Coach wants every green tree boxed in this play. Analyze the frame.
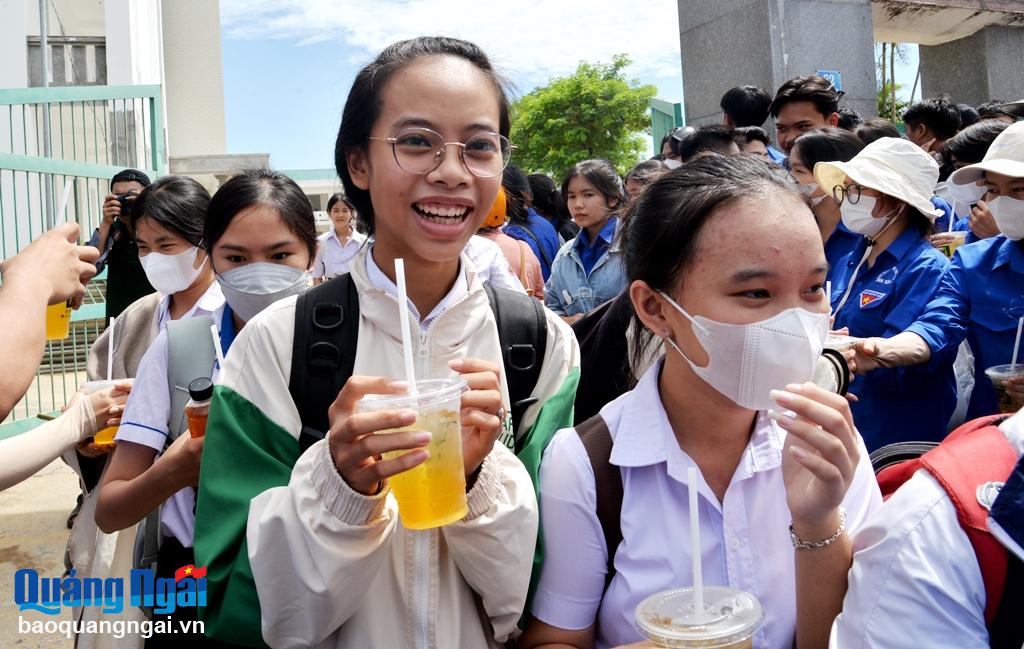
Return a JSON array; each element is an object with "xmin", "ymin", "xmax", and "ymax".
[
  {"xmin": 877, "ymin": 82, "xmax": 910, "ymax": 125},
  {"xmin": 510, "ymin": 55, "xmax": 656, "ymax": 177}
]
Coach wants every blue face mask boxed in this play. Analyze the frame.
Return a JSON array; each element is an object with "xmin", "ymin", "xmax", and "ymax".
[{"xmin": 990, "ymin": 454, "xmax": 1024, "ymax": 562}]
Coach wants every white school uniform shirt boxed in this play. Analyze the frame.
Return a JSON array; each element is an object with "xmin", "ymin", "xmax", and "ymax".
[
  {"xmin": 365, "ymin": 246, "xmax": 468, "ymax": 330},
  {"xmin": 116, "ymin": 282, "xmax": 226, "ymax": 547},
  {"xmin": 830, "ymin": 411, "xmax": 1024, "ymax": 648},
  {"xmin": 531, "ymin": 358, "xmax": 883, "ymax": 649},
  {"xmin": 154, "ymin": 281, "xmax": 224, "ymax": 331},
  {"xmin": 311, "ymin": 229, "xmax": 367, "ymax": 279},
  {"xmin": 463, "ymin": 234, "xmax": 528, "ymax": 294}
]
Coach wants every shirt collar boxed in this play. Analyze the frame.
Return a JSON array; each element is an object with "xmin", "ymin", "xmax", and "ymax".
[
  {"xmin": 993, "ymin": 237, "xmax": 1024, "ymax": 274},
  {"xmin": 609, "ymin": 358, "xmax": 785, "ymax": 480},
  {"xmin": 155, "ymin": 280, "xmax": 224, "ymax": 330},
  {"xmin": 327, "ymin": 228, "xmax": 366, "ymax": 248},
  {"xmin": 364, "ymin": 245, "xmax": 468, "ymax": 329},
  {"xmin": 575, "ymin": 217, "xmax": 618, "ymax": 251},
  {"xmin": 876, "ymin": 224, "xmax": 920, "ymax": 263}
]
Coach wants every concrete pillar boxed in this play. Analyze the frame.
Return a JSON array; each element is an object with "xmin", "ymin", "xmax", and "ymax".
[
  {"xmin": 679, "ymin": 0, "xmax": 878, "ymax": 128},
  {"xmin": 920, "ymin": 25, "xmax": 1024, "ymax": 105}
]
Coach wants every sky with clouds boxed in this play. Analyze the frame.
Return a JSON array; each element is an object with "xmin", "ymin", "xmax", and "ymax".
[
  {"xmin": 218, "ymin": 1, "xmax": 918, "ymax": 170},
  {"xmin": 218, "ymin": 0, "xmax": 686, "ymax": 170}
]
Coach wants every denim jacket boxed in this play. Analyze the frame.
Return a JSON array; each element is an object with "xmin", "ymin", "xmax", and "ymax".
[{"xmin": 544, "ymin": 237, "xmax": 627, "ymax": 317}]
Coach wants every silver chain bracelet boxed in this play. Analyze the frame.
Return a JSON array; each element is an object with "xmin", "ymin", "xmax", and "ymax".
[{"xmin": 789, "ymin": 507, "xmax": 847, "ymax": 550}]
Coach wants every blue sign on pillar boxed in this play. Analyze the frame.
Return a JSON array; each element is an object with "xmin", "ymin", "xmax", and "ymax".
[{"xmin": 816, "ymin": 70, "xmax": 842, "ymax": 92}]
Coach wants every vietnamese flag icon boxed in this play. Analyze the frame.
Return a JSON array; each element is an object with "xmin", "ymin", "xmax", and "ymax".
[{"xmin": 174, "ymin": 564, "xmax": 208, "ymax": 582}]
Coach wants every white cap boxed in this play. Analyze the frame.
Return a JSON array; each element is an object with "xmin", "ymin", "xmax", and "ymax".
[
  {"xmin": 949, "ymin": 121, "xmax": 1024, "ymax": 186},
  {"xmin": 814, "ymin": 137, "xmax": 943, "ymax": 220}
]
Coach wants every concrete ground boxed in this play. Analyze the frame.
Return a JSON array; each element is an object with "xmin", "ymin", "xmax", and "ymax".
[{"xmin": 0, "ymin": 459, "xmax": 80, "ymax": 648}]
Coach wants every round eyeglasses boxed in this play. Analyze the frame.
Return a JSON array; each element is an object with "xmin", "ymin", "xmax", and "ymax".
[
  {"xmin": 368, "ymin": 127, "xmax": 514, "ymax": 179},
  {"xmin": 832, "ymin": 183, "xmax": 863, "ymax": 205}
]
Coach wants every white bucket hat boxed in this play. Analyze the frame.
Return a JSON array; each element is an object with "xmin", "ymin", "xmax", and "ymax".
[
  {"xmin": 814, "ymin": 137, "xmax": 943, "ymax": 220},
  {"xmin": 948, "ymin": 121, "xmax": 1024, "ymax": 187}
]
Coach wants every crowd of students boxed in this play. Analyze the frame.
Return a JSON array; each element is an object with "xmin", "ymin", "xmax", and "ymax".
[{"xmin": 1, "ymin": 34, "xmax": 1023, "ymax": 649}]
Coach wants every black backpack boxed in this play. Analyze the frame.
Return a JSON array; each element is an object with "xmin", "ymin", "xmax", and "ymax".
[{"xmin": 287, "ymin": 274, "xmax": 547, "ymax": 452}]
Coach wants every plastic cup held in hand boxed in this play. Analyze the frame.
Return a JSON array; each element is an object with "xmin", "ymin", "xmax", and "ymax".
[
  {"xmin": 634, "ymin": 586, "xmax": 764, "ymax": 648},
  {"xmin": 357, "ymin": 378, "xmax": 468, "ymax": 530}
]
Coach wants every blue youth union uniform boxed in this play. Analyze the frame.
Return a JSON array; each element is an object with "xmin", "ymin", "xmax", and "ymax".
[
  {"xmin": 825, "ymin": 221, "xmax": 860, "ymax": 274},
  {"xmin": 907, "ymin": 235, "xmax": 1024, "ymax": 420},
  {"xmin": 830, "ymin": 228, "xmax": 955, "ymax": 451}
]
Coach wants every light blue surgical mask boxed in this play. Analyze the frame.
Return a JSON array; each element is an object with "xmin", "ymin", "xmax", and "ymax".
[{"xmin": 217, "ymin": 262, "xmax": 309, "ymax": 322}]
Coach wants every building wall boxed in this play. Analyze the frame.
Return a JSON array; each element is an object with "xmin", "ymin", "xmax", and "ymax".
[
  {"xmin": 679, "ymin": 0, "xmax": 878, "ymax": 134},
  {"xmin": 921, "ymin": 25, "xmax": 1024, "ymax": 106},
  {"xmin": 160, "ymin": 0, "xmax": 226, "ymax": 156},
  {"xmin": 104, "ymin": 0, "xmax": 162, "ymax": 85}
]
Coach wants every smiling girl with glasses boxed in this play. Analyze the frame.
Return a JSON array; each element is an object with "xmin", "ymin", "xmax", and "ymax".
[{"xmin": 193, "ymin": 36, "xmax": 580, "ymax": 648}]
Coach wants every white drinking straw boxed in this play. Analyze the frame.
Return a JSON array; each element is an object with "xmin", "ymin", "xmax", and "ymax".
[
  {"xmin": 688, "ymin": 466, "xmax": 705, "ymax": 616},
  {"xmin": 57, "ymin": 179, "xmax": 73, "ymax": 223},
  {"xmin": 210, "ymin": 324, "xmax": 225, "ymax": 370},
  {"xmin": 394, "ymin": 259, "xmax": 418, "ymax": 394},
  {"xmin": 1012, "ymin": 316, "xmax": 1023, "ymax": 368},
  {"xmin": 106, "ymin": 318, "xmax": 115, "ymax": 380}
]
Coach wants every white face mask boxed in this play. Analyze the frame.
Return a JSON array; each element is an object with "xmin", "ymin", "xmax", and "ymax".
[
  {"xmin": 217, "ymin": 262, "xmax": 310, "ymax": 322},
  {"xmin": 990, "ymin": 196, "xmax": 1024, "ymax": 241},
  {"xmin": 840, "ymin": 195, "xmax": 899, "ymax": 239},
  {"xmin": 658, "ymin": 291, "xmax": 829, "ymax": 410},
  {"xmin": 139, "ymin": 247, "xmax": 205, "ymax": 295},
  {"xmin": 947, "ymin": 180, "xmax": 987, "ymax": 206},
  {"xmin": 801, "ymin": 183, "xmax": 827, "ymax": 208},
  {"xmin": 663, "ymin": 158, "xmax": 683, "ymax": 170}
]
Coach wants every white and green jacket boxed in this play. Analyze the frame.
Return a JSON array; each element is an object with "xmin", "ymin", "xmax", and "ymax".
[{"xmin": 194, "ymin": 249, "xmax": 579, "ymax": 648}]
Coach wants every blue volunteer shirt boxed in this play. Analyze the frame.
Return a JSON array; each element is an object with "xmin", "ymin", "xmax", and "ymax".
[
  {"xmin": 575, "ymin": 217, "xmax": 617, "ymax": 275},
  {"xmin": 830, "ymin": 227, "xmax": 955, "ymax": 451},
  {"xmin": 907, "ymin": 236, "xmax": 1024, "ymax": 420},
  {"xmin": 825, "ymin": 221, "xmax": 860, "ymax": 274},
  {"xmin": 767, "ymin": 145, "xmax": 786, "ymax": 166},
  {"xmin": 504, "ymin": 207, "xmax": 561, "ymax": 281},
  {"xmin": 932, "ymin": 195, "xmax": 955, "ymax": 234}
]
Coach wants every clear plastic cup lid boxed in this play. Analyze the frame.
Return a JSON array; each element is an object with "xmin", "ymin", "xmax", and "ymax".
[
  {"xmin": 356, "ymin": 377, "xmax": 467, "ymax": 412},
  {"xmin": 986, "ymin": 364, "xmax": 1024, "ymax": 380},
  {"xmin": 635, "ymin": 587, "xmax": 763, "ymax": 647},
  {"xmin": 824, "ymin": 334, "xmax": 858, "ymax": 351}
]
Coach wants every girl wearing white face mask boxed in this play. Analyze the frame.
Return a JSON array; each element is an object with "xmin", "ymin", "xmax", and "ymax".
[
  {"xmin": 96, "ymin": 169, "xmax": 316, "ymax": 646},
  {"xmin": 522, "ymin": 155, "xmax": 881, "ymax": 649},
  {"xmin": 812, "ymin": 137, "xmax": 956, "ymax": 452},
  {"xmin": 788, "ymin": 128, "xmax": 865, "ymax": 270}
]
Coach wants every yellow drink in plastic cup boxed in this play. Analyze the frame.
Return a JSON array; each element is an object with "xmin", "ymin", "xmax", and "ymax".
[
  {"xmin": 939, "ymin": 231, "xmax": 968, "ymax": 259},
  {"xmin": 985, "ymin": 364, "xmax": 1024, "ymax": 414},
  {"xmin": 46, "ymin": 299, "xmax": 72, "ymax": 341},
  {"xmin": 357, "ymin": 378, "xmax": 468, "ymax": 530},
  {"xmin": 635, "ymin": 586, "xmax": 764, "ymax": 648},
  {"xmin": 80, "ymin": 379, "xmax": 120, "ymax": 448}
]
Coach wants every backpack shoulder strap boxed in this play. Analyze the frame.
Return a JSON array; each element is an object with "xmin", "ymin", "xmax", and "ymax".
[
  {"xmin": 166, "ymin": 315, "xmax": 217, "ymax": 442},
  {"xmin": 289, "ymin": 274, "xmax": 360, "ymax": 453},
  {"xmin": 482, "ymin": 282, "xmax": 547, "ymax": 446},
  {"xmin": 575, "ymin": 414, "xmax": 622, "ymax": 591},
  {"xmin": 920, "ymin": 415, "xmax": 1016, "ymax": 624}
]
